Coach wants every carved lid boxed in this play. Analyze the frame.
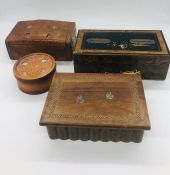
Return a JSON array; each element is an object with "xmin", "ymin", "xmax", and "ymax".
[
  {"xmin": 40, "ymin": 73, "xmax": 150, "ymax": 130},
  {"xmin": 6, "ymin": 20, "xmax": 76, "ymax": 45},
  {"xmin": 13, "ymin": 53, "xmax": 56, "ymax": 80}
]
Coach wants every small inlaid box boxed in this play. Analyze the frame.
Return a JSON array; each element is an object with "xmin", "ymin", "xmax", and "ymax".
[{"xmin": 13, "ymin": 53, "xmax": 56, "ymax": 94}]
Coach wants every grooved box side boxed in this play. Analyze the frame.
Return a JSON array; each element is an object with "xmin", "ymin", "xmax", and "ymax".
[{"xmin": 47, "ymin": 126, "xmax": 144, "ymax": 143}]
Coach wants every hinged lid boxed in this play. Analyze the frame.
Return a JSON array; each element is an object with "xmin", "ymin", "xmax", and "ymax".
[
  {"xmin": 40, "ymin": 73, "xmax": 150, "ymax": 130},
  {"xmin": 74, "ymin": 30, "xmax": 170, "ymax": 55},
  {"xmin": 6, "ymin": 20, "xmax": 76, "ymax": 45}
]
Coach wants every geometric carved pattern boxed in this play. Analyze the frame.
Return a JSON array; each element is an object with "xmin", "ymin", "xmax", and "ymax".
[
  {"xmin": 40, "ymin": 73, "xmax": 150, "ymax": 131},
  {"xmin": 43, "ymin": 74, "xmax": 142, "ymax": 121}
]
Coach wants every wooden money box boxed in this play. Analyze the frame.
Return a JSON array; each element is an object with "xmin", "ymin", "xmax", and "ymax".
[{"xmin": 6, "ymin": 20, "xmax": 76, "ymax": 61}]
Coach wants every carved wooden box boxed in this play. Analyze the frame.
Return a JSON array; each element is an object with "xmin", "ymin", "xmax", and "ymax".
[
  {"xmin": 39, "ymin": 73, "xmax": 150, "ymax": 143},
  {"xmin": 5, "ymin": 20, "xmax": 76, "ymax": 61},
  {"xmin": 13, "ymin": 53, "xmax": 56, "ymax": 94},
  {"xmin": 74, "ymin": 30, "xmax": 170, "ymax": 80}
]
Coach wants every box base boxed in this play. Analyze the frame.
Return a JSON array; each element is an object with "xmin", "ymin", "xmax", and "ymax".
[{"xmin": 47, "ymin": 126, "xmax": 144, "ymax": 143}]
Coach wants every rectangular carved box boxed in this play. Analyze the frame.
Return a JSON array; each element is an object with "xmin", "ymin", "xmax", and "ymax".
[
  {"xmin": 74, "ymin": 30, "xmax": 170, "ymax": 80},
  {"xmin": 39, "ymin": 73, "xmax": 150, "ymax": 143},
  {"xmin": 5, "ymin": 20, "xmax": 76, "ymax": 61}
]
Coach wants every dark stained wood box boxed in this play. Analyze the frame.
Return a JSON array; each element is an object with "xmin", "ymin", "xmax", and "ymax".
[
  {"xmin": 39, "ymin": 73, "xmax": 150, "ymax": 143},
  {"xmin": 73, "ymin": 30, "xmax": 170, "ymax": 80},
  {"xmin": 5, "ymin": 20, "xmax": 76, "ymax": 61}
]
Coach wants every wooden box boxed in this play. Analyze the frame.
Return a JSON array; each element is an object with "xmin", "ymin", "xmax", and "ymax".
[
  {"xmin": 5, "ymin": 20, "xmax": 76, "ymax": 61},
  {"xmin": 13, "ymin": 53, "xmax": 56, "ymax": 94},
  {"xmin": 74, "ymin": 30, "xmax": 170, "ymax": 80},
  {"xmin": 39, "ymin": 73, "xmax": 150, "ymax": 143}
]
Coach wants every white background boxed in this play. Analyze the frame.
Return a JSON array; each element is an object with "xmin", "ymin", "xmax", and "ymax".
[{"xmin": 0, "ymin": 0, "xmax": 170, "ymax": 174}]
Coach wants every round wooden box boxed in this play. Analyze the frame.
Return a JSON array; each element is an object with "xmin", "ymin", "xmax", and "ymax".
[{"xmin": 13, "ymin": 53, "xmax": 56, "ymax": 94}]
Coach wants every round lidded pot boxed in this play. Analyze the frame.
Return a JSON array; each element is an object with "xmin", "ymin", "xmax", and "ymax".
[{"xmin": 13, "ymin": 53, "xmax": 56, "ymax": 94}]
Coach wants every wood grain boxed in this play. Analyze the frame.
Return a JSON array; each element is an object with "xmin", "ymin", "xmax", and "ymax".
[
  {"xmin": 5, "ymin": 20, "xmax": 76, "ymax": 61},
  {"xmin": 13, "ymin": 53, "xmax": 56, "ymax": 94},
  {"xmin": 40, "ymin": 73, "xmax": 150, "ymax": 142},
  {"xmin": 73, "ymin": 30, "xmax": 170, "ymax": 80}
]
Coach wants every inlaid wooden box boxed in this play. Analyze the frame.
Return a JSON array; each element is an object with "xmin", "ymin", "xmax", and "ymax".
[
  {"xmin": 39, "ymin": 73, "xmax": 150, "ymax": 143},
  {"xmin": 5, "ymin": 20, "xmax": 76, "ymax": 61},
  {"xmin": 73, "ymin": 30, "xmax": 170, "ymax": 80},
  {"xmin": 13, "ymin": 53, "xmax": 56, "ymax": 94}
]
